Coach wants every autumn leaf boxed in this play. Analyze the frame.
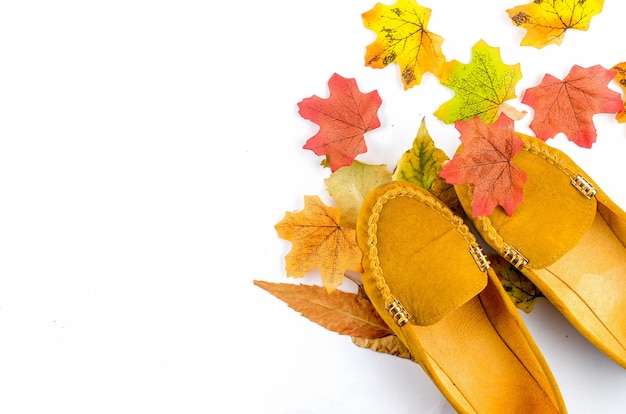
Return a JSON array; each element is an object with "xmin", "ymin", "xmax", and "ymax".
[
  {"xmin": 613, "ymin": 62, "xmax": 626, "ymax": 123},
  {"xmin": 298, "ymin": 73, "xmax": 382, "ymax": 172},
  {"xmin": 507, "ymin": 0, "xmax": 604, "ymax": 48},
  {"xmin": 325, "ymin": 161, "xmax": 392, "ymax": 229},
  {"xmin": 522, "ymin": 64, "xmax": 622, "ymax": 147},
  {"xmin": 254, "ymin": 280, "xmax": 392, "ymax": 339},
  {"xmin": 490, "ymin": 257, "xmax": 543, "ymax": 313},
  {"xmin": 362, "ymin": 0, "xmax": 446, "ymax": 89},
  {"xmin": 275, "ymin": 195, "xmax": 363, "ymax": 292},
  {"xmin": 434, "ymin": 40, "xmax": 523, "ymax": 125},
  {"xmin": 440, "ymin": 114, "xmax": 527, "ymax": 217},
  {"xmin": 429, "ymin": 175, "xmax": 463, "ymax": 217},
  {"xmin": 392, "ymin": 118, "xmax": 448, "ymax": 190},
  {"xmin": 352, "ymin": 335, "xmax": 413, "ymax": 360}
]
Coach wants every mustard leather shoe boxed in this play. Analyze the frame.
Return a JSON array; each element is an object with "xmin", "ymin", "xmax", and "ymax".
[
  {"xmin": 453, "ymin": 133, "xmax": 626, "ymax": 369},
  {"xmin": 357, "ymin": 181, "xmax": 567, "ymax": 414}
]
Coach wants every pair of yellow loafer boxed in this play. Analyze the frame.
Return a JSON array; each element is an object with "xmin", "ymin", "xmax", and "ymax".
[{"xmin": 356, "ymin": 133, "xmax": 626, "ymax": 413}]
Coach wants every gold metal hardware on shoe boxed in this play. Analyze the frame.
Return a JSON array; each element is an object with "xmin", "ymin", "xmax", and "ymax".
[
  {"xmin": 469, "ymin": 245, "xmax": 491, "ymax": 272},
  {"xmin": 502, "ymin": 244, "xmax": 528, "ymax": 270},
  {"xmin": 386, "ymin": 298, "xmax": 411, "ymax": 327},
  {"xmin": 571, "ymin": 175, "xmax": 597, "ymax": 199}
]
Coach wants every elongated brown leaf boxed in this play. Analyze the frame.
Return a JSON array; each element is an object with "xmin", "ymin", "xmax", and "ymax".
[
  {"xmin": 352, "ymin": 335, "xmax": 413, "ymax": 361},
  {"xmin": 254, "ymin": 280, "xmax": 392, "ymax": 339}
]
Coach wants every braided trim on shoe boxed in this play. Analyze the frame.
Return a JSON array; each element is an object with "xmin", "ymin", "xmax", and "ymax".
[
  {"xmin": 522, "ymin": 139, "xmax": 577, "ymax": 178},
  {"xmin": 522, "ymin": 137, "xmax": 597, "ymax": 198},
  {"xmin": 366, "ymin": 186, "xmax": 487, "ymax": 325}
]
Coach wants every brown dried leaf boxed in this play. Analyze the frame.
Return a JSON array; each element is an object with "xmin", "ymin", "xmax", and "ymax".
[
  {"xmin": 490, "ymin": 256, "xmax": 543, "ymax": 313},
  {"xmin": 429, "ymin": 175, "xmax": 463, "ymax": 217},
  {"xmin": 352, "ymin": 335, "xmax": 413, "ymax": 361},
  {"xmin": 254, "ymin": 280, "xmax": 393, "ymax": 339}
]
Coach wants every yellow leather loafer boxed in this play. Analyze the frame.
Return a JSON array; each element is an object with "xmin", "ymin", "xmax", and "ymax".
[
  {"xmin": 453, "ymin": 133, "xmax": 626, "ymax": 369},
  {"xmin": 357, "ymin": 181, "xmax": 567, "ymax": 414}
]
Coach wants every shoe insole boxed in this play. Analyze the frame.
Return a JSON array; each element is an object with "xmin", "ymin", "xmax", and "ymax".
[
  {"xmin": 408, "ymin": 278, "xmax": 561, "ymax": 413},
  {"xmin": 534, "ymin": 212, "xmax": 626, "ymax": 364}
]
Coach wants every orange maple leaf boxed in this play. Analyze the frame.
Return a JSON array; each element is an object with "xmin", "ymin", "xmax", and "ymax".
[
  {"xmin": 507, "ymin": 0, "xmax": 604, "ymax": 48},
  {"xmin": 362, "ymin": 0, "xmax": 445, "ymax": 89},
  {"xmin": 613, "ymin": 62, "xmax": 626, "ymax": 123},
  {"xmin": 275, "ymin": 196, "xmax": 363, "ymax": 292},
  {"xmin": 440, "ymin": 114, "xmax": 527, "ymax": 217},
  {"xmin": 298, "ymin": 73, "xmax": 382, "ymax": 172},
  {"xmin": 522, "ymin": 64, "xmax": 623, "ymax": 147}
]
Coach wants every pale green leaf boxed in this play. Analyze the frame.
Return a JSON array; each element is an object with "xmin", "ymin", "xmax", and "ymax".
[{"xmin": 325, "ymin": 161, "xmax": 392, "ymax": 228}]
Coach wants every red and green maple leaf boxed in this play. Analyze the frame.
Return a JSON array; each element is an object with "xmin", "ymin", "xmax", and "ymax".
[
  {"xmin": 440, "ymin": 114, "xmax": 527, "ymax": 217},
  {"xmin": 298, "ymin": 73, "xmax": 382, "ymax": 172},
  {"xmin": 522, "ymin": 64, "xmax": 623, "ymax": 147},
  {"xmin": 434, "ymin": 40, "xmax": 523, "ymax": 125},
  {"xmin": 362, "ymin": 0, "xmax": 446, "ymax": 89}
]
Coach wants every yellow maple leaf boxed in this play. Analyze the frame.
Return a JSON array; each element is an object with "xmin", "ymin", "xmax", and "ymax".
[
  {"xmin": 362, "ymin": 0, "xmax": 445, "ymax": 89},
  {"xmin": 613, "ymin": 62, "xmax": 626, "ymax": 123},
  {"xmin": 275, "ymin": 196, "xmax": 363, "ymax": 292},
  {"xmin": 507, "ymin": 0, "xmax": 604, "ymax": 48}
]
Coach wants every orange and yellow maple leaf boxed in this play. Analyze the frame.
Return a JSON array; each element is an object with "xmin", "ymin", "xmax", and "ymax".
[
  {"xmin": 275, "ymin": 196, "xmax": 363, "ymax": 292},
  {"xmin": 613, "ymin": 62, "xmax": 626, "ymax": 123},
  {"xmin": 440, "ymin": 114, "xmax": 527, "ymax": 217},
  {"xmin": 507, "ymin": 0, "xmax": 604, "ymax": 48},
  {"xmin": 362, "ymin": 0, "xmax": 446, "ymax": 89}
]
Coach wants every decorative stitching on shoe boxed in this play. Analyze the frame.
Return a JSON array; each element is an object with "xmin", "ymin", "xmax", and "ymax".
[
  {"xmin": 521, "ymin": 137, "xmax": 589, "ymax": 186},
  {"xmin": 366, "ymin": 185, "xmax": 488, "ymax": 326}
]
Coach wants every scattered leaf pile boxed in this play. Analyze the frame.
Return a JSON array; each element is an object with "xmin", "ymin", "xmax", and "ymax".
[{"xmin": 256, "ymin": 0, "xmax": 624, "ymax": 362}]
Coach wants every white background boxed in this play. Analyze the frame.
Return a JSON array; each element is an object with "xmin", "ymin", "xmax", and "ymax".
[{"xmin": 0, "ymin": 1, "xmax": 625, "ymax": 413}]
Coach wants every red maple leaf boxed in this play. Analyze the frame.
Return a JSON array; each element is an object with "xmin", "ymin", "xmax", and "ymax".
[
  {"xmin": 522, "ymin": 65, "xmax": 623, "ymax": 148},
  {"xmin": 298, "ymin": 73, "xmax": 382, "ymax": 171},
  {"xmin": 440, "ymin": 114, "xmax": 527, "ymax": 217}
]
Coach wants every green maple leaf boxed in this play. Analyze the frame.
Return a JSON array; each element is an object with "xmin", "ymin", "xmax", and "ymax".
[
  {"xmin": 392, "ymin": 118, "xmax": 448, "ymax": 190},
  {"xmin": 325, "ymin": 161, "xmax": 392, "ymax": 229},
  {"xmin": 434, "ymin": 40, "xmax": 523, "ymax": 124}
]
